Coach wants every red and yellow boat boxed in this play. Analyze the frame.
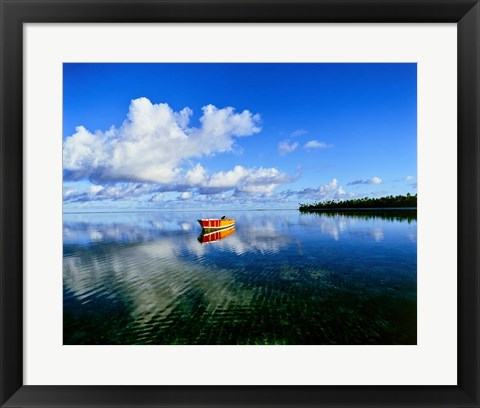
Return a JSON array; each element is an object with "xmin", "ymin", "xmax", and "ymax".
[
  {"xmin": 197, "ymin": 217, "xmax": 235, "ymax": 231},
  {"xmin": 198, "ymin": 226, "xmax": 235, "ymax": 244}
]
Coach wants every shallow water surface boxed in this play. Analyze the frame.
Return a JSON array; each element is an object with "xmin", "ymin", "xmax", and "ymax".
[{"xmin": 63, "ymin": 209, "xmax": 417, "ymax": 345}]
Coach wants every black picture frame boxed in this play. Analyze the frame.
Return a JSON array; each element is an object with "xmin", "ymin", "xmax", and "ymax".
[{"xmin": 1, "ymin": 1, "xmax": 479, "ymax": 407}]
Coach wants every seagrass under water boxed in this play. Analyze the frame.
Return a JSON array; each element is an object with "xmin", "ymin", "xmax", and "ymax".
[{"xmin": 63, "ymin": 209, "xmax": 417, "ymax": 345}]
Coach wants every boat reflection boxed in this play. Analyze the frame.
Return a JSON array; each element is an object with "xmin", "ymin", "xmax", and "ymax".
[{"xmin": 198, "ymin": 226, "xmax": 236, "ymax": 244}]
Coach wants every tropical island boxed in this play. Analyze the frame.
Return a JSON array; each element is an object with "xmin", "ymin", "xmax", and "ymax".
[{"xmin": 299, "ymin": 193, "xmax": 417, "ymax": 211}]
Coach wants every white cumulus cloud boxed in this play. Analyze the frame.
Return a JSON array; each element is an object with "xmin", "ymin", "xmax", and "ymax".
[
  {"xmin": 283, "ymin": 178, "xmax": 350, "ymax": 202},
  {"xmin": 347, "ymin": 176, "xmax": 383, "ymax": 186},
  {"xmin": 291, "ymin": 129, "xmax": 308, "ymax": 137},
  {"xmin": 304, "ymin": 140, "xmax": 333, "ymax": 150},
  {"xmin": 321, "ymin": 178, "xmax": 338, "ymax": 193},
  {"xmin": 63, "ymin": 98, "xmax": 261, "ymax": 184},
  {"xmin": 63, "ymin": 182, "xmax": 160, "ymax": 203},
  {"xmin": 278, "ymin": 141, "xmax": 299, "ymax": 156},
  {"xmin": 185, "ymin": 163, "xmax": 208, "ymax": 186},
  {"xmin": 370, "ymin": 176, "xmax": 383, "ymax": 185},
  {"xmin": 197, "ymin": 165, "xmax": 292, "ymax": 196}
]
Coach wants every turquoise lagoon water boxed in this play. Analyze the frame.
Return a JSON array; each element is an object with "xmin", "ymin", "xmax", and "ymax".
[{"xmin": 63, "ymin": 209, "xmax": 417, "ymax": 345}]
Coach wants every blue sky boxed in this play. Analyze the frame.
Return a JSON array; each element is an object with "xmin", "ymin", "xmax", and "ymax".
[{"xmin": 63, "ymin": 63, "xmax": 416, "ymax": 211}]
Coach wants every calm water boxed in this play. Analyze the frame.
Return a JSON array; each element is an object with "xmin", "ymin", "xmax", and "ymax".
[{"xmin": 63, "ymin": 209, "xmax": 417, "ymax": 345}]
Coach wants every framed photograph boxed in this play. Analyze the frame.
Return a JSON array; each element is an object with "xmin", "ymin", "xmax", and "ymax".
[{"xmin": 1, "ymin": 0, "xmax": 479, "ymax": 407}]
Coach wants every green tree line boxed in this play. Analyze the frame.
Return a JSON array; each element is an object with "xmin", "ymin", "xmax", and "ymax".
[{"xmin": 299, "ymin": 193, "xmax": 417, "ymax": 211}]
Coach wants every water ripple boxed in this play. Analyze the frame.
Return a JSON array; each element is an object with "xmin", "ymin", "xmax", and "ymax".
[{"xmin": 64, "ymin": 210, "xmax": 417, "ymax": 345}]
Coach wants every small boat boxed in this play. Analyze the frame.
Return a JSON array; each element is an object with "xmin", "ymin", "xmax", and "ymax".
[
  {"xmin": 197, "ymin": 217, "xmax": 235, "ymax": 231},
  {"xmin": 198, "ymin": 226, "xmax": 235, "ymax": 244}
]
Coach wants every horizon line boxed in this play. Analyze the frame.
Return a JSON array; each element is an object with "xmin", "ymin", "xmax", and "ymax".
[{"xmin": 63, "ymin": 208, "xmax": 300, "ymax": 214}]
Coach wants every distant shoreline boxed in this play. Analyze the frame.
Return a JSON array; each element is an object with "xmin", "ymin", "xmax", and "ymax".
[
  {"xmin": 299, "ymin": 207, "xmax": 416, "ymax": 212},
  {"xmin": 299, "ymin": 193, "xmax": 417, "ymax": 211}
]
